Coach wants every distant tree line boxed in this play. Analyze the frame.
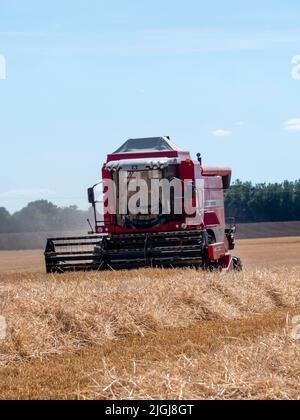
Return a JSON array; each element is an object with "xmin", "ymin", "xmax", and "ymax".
[
  {"xmin": 0, "ymin": 181, "xmax": 299, "ymax": 233},
  {"xmin": 225, "ymin": 180, "xmax": 300, "ymax": 223},
  {"xmin": 0, "ymin": 201, "xmax": 89, "ymax": 234}
]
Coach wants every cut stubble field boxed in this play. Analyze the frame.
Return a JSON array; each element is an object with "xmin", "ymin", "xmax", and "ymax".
[{"xmin": 0, "ymin": 237, "xmax": 300, "ymax": 400}]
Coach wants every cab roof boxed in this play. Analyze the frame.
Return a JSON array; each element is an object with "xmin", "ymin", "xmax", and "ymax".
[{"xmin": 114, "ymin": 137, "xmax": 184, "ymax": 154}]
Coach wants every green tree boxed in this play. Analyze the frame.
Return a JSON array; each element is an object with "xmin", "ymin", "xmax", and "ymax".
[
  {"xmin": 0, "ymin": 207, "xmax": 12, "ymax": 233},
  {"xmin": 225, "ymin": 180, "xmax": 300, "ymax": 223}
]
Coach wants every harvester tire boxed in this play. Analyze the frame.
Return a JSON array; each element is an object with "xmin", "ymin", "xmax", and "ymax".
[{"xmin": 233, "ymin": 257, "xmax": 243, "ymax": 271}]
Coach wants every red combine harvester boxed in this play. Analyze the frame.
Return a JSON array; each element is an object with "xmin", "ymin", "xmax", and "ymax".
[{"xmin": 45, "ymin": 137, "xmax": 242, "ymax": 273}]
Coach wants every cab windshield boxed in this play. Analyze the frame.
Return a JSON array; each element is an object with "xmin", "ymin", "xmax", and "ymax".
[{"xmin": 112, "ymin": 166, "xmax": 181, "ymax": 229}]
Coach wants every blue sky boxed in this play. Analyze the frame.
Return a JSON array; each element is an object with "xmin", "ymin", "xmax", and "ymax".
[{"xmin": 0, "ymin": 0, "xmax": 299, "ymax": 212}]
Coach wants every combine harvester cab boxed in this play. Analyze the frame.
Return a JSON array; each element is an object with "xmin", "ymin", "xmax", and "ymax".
[{"xmin": 45, "ymin": 137, "xmax": 242, "ymax": 273}]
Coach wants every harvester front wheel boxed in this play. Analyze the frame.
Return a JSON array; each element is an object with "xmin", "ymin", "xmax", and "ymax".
[{"xmin": 233, "ymin": 257, "xmax": 243, "ymax": 271}]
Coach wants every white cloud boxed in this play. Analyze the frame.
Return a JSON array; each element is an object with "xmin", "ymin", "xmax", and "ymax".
[
  {"xmin": 0, "ymin": 189, "xmax": 56, "ymax": 199},
  {"xmin": 291, "ymin": 55, "xmax": 300, "ymax": 81},
  {"xmin": 2, "ymin": 29, "xmax": 300, "ymax": 57},
  {"xmin": 284, "ymin": 118, "xmax": 300, "ymax": 131},
  {"xmin": 211, "ymin": 129, "xmax": 231, "ymax": 137}
]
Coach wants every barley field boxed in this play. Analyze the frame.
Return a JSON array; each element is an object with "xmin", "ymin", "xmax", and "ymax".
[{"xmin": 0, "ymin": 237, "xmax": 300, "ymax": 400}]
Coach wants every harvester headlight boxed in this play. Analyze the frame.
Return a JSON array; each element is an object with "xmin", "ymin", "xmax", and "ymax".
[{"xmin": 181, "ymin": 223, "xmax": 187, "ymax": 230}]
